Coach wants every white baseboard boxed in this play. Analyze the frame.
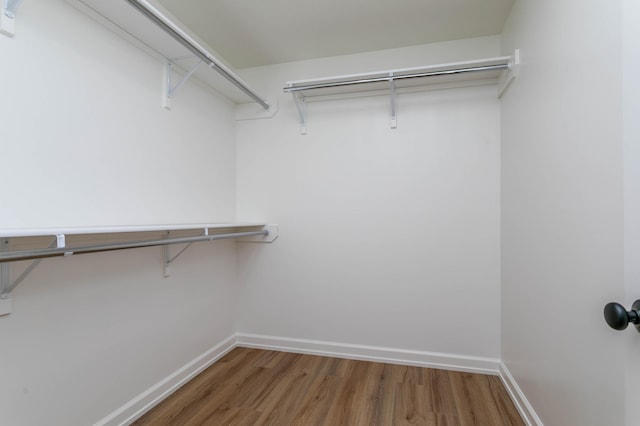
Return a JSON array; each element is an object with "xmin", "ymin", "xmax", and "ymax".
[
  {"xmin": 236, "ymin": 332, "xmax": 500, "ymax": 375},
  {"xmin": 498, "ymin": 362, "xmax": 543, "ymax": 426},
  {"xmin": 94, "ymin": 334, "xmax": 238, "ymax": 426}
]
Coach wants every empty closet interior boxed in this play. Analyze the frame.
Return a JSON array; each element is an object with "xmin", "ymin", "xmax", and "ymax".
[{"xmin": 0, "ymin": 1, "xmax": 632, "ymax": 425}]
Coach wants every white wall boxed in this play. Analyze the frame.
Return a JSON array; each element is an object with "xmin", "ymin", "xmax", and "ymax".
[
  {"xmin": 0, "ymin": 1, "xmax": 237, "ymax": 229},
  {"xmin": 236, "ymin": 37, "xmax": 503, "ymax": 360},
  {"xmin": 500, "ymin": 1, "xmax": 625, "ymax": 424},
  {"xmin": 0, "ymin": 1, "xmax": 241, "ymax": 425}
]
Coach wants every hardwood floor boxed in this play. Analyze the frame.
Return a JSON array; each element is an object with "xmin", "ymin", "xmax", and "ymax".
[{"xmin": 133, "ymin": 348, "xmax": 524, "ymax": 426}]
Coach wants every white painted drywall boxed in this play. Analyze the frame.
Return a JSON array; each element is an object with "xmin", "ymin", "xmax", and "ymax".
[
  {"xmin": 500, "ymin": 0, "xmax": 625, "ymax": 424},
  {"xmin": 0, "ymin": 1, "xmax": 237, "ymax": 230},
  {"xmin": 235, "ymin": 37, "xmax": 502, "ymax": 359},
  {"xmin": 0, "ymin": 1, "xmax": 240, "ymax": 425}
]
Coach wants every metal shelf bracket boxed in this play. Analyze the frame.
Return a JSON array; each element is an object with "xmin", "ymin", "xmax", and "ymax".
[
  {"xmin": 1, "ymin": 239, "xmax": 10, "ymax": 297},
  {"xmin": 0, "ymin": 239, "xmax": 9, "ymax": 315},
  {"xmin": 292, "ymin": 92, "xmax": 307, "ymax": 135},
  {"xmin": 163, "ymin": 228, "xmax": 208, "ymax": 277},
  {"xmin": 1, "ymin": 237, "xmax": 57, "ymax": 315},
  {"xmin": 162, "ymin": 56, "xmax": 203, "ymax": 110},
  {"xmin": 389, "ymin": 72, "xmax": 397, "ymax": 129},
  {"xmin": 498, "ymin": 49, "xmax": 520, "ymax": 98}
]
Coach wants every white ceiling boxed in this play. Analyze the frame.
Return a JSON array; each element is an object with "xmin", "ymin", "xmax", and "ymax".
[{"xmin": 155, "ymin": 0, "xmax": 515, "ymax": 69}]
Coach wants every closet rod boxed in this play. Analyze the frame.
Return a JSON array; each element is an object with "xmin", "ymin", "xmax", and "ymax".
[
  {"xmin": 284, "ymin": 64, "xmax": 509, "ymax": 93},
  {"xmin": 125, "ymin": 0, "xmax": 270, "ymax": 110},
  {"xmin": 0, "ymin": 230, "xmax": 268, "ymax": 263}
]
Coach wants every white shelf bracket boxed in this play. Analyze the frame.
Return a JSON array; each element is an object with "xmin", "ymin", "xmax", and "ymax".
[
  {"xmin": 292, "ymin": 92, "xmax": 307, "ymax": 135},
  {"xmin": 162, "ymin": 56, "xmax": 203, "ymax": 110},
  {"xmin": 0, "ymin": 239, "xmax": 10, "ymax": 315},
  {"xmin": 1, "ymin": 0, "xmax": 23, "ymax": 37},
  {"xmin": 163, "ymin": 232, "xmax": 172, "ymax": 277},
  {"xmin": 163, "ymin": 228, "xmax": 208, "ymax": 277},
  {"xmin": 1, "ymin": 239, "xmax": 10, "ymax": 298},
  {"xmin": 1, "ymin": 237, "xmax": 57, "ymax": 315},
  {"xmin": 498, "ymin": 49, "xmax": 520, "ymax": 98},
  {"xmin": 389, "ymin": 72, "xmax": 398, "ymax": 129}
]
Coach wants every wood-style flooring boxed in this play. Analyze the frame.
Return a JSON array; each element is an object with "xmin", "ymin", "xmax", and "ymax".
[{"xmin": 133, "ymin": 348, "xmax": 524, "ymax": 425}]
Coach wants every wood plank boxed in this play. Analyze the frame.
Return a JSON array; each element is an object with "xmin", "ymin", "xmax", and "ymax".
[
  {"xmin": 321, "ymin": 360, "xmax": 365, "ymax": 424},
  {"xmin": 252, "ymin": 354, "xmax": 325, "ymax": 425},
  {"xmin": 427, "ymin": 368, "xmax": 458, "ymax": 416},
  {"xmin": 448, "ymin": 370, "xmax": 524, "ymax": 426},
  {"xmin": 372, "ymin": 363, "xmax": 399, "ymax": 425},
  {"xmin": 289, "ymin": 375, "xmax": 344, "ymax": 426},
  {"xmin": 393, "ymin": 383, "xmax": 434, "ymax": 424}
]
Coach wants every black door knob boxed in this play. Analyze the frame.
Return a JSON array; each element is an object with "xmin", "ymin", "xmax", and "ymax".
[{"xmin": 604, "ymin": 300, "xmax": 640, "ymax": 333}]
